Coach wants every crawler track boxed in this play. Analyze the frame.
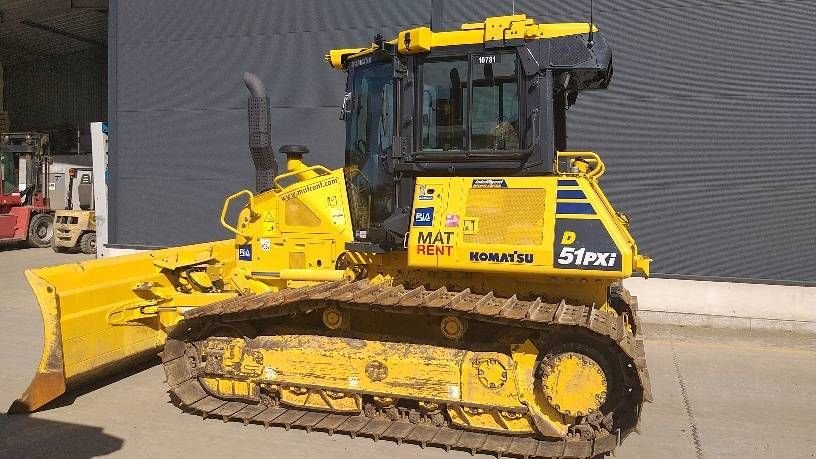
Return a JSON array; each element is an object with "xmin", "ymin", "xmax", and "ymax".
[{"xmin": 163, "ymin": 280, "xmax": 651, "ymax": 458}]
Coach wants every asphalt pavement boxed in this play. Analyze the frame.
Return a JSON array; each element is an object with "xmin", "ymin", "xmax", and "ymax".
[{"xmin": 1, "ymin": 247, "xmax": 814, "ymax": 458}]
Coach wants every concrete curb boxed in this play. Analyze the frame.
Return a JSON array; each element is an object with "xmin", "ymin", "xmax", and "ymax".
[
  {"xmin": 639, "ymin": 310, "xmax": 816, "ymax": 334},
  {"xmin": 626, "ymin": 277, "xmax": 816, "ymax": 334}
]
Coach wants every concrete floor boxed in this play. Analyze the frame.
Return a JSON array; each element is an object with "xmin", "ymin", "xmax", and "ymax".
[{"xmin": 1, "ymin": 247, "xmax": 815, "ymax": 458}]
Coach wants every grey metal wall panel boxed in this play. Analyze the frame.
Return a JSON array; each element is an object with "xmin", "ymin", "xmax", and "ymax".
[
  {"xmin": 565, "ymin": 0, "xmax": 816, "ymax": 283},
  {"xmin": 115, "ymin": 27, "xmax": 388, "ymax": 111},
  {"xmin": 116, "ymin": 0, "xmax": 426, "ymax": 43},
  {"xmin": 109, "ymin": 0, "xmax": 816, "ymax": 283},
  {"xmin": 112, "ymin": 105, "xmax": 345, "ymax": 246},
  {"xmin": 113, "ymin": 176, "xmax": 248, "ymax": 247},
  {"xmin": 115, "ymin": 107, "xmax": 344, "ymax": 180}
]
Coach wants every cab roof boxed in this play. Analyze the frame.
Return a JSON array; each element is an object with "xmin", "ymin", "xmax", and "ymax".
[{"xmin": 325, "ymin": 14, "xmax": 597, "ymax": 70}]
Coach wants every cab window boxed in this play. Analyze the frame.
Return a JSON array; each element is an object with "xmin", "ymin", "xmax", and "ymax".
[
  {"xmin": 471, "ymin": 54, "xmax": 519, "ymax": 150},
  {"xmin": 345, "ymin": 60, "xmax": 396, "ymax": 230},
  {"xmin": 419, "ymin": 53, "xmax": 520, "ymax": 152},
  {"xmin": 420, "ymin": 60, "xmax": 468, "ymax": 151}
]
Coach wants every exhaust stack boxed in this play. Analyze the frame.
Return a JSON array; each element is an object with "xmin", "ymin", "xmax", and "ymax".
[{"xmin": 242, "ymin": 72, "xmax": 278, "ymax": 192}]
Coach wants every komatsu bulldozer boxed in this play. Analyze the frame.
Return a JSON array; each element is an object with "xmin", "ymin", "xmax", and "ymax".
[{"xmin": 12, "ymin": 14, "xmax": 651, "ymax": 459}]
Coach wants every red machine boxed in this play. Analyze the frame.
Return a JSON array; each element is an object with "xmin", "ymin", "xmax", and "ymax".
[{"xmin": 0, "ymin": 132, "xmax": 53, "ymax": 247}]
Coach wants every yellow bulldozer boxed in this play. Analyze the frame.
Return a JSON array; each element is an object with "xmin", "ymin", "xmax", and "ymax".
[{"xmin": 11, "ymin": 14, "xmax": 651, "ymax": 458}]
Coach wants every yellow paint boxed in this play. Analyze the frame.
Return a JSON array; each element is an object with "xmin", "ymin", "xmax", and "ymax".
[
  {"xmin": 460, "ymin": 353, "xmax": 522, "ymax": 411},
  {"xmin": 18, "ymin": 144, "xmax": 646, "ymax": 410},
  {"xmin": 324, "ymin": 47, "xmax": 366, "ymax": 69},
  {"xmin": 214, "ymin": 335, "xmax": 474, "ymax": 404},
  {"xmin": 284, "ymin": 155, "xmax": 319, "ymax": 181},
  {"xmin": 220, "ymin": 189, "xmax": 256, "ymax": 238},
  {"xmin": 17, "ymin": 153, "xmax": 358, "ymax": 411},
  {"xmin": 397, "ymin": 26, "xmax": 433, "ymax": 54},
  {"xmin": 16, "ymin": 27, "xmax": 651, "ymax": 428},
  {"xmin": 540, "ymin": 353, "xmax": 607, "ymax": 417},
  {"xmin": 250, "ymin": 269, "xmax": 349, "ymax": 282},
  {"xmin": 188, "ymin": 270, "xmax": 213, "ymax": 289},
  {"xmin": 448, "ymin": 405, "xmax": 534, "ymax": 434},
  {"xmin": 228, "ymin": 164, "xmax": 355, "ymax": 288},
  {"xmin": 52, "ymin": 209, "xmax": 95, "ymax": 250},
  {"xmin": 202, "ymin": 376, "xmax": 257, "ymax": 399},
  {"xmin": 330, "ymin": 15, "xmax": 600, "ymax": 69},
  {"xmin": 16, "ymin": 240, "xmax": 238, "ymax": 411},
  {"xmin": 406, "ymin": 170, "xmax": 649, "ymax": 280},
  {"xmin": 261, "ymin": 211, "xmax": 277, "ymax": 236},
  {"xmin": 200, "ymin": 335, "xmax": 586, "ymax": 436},
  {"xmin": 557, "ymin": 151, "xmax": 605, "ymax": 179},
  {"xmin": 561, "ymin": 231, "xmax": 576, "ymax": 245},
  {"xmin": 279, "ymin": 388, "xmax": 362, "ymax": 412},
  {"xmin": 511, "ymin": 341, "xmax": 570, "ymax": 436}
]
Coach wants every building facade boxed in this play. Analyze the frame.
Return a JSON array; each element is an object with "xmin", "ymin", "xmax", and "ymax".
[{"xmin": 107, "ymin": 0, "xmax": 816, "ymax": 291}]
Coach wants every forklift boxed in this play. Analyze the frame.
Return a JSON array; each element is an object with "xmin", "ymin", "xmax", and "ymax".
[
  {"xmin": 52, "ymin": 167, "xmax": 96, "ymax": 254},
  {"xmin": 52, "ymin": 121, "xmax": 107, "ymax": 255},
  {"xmin": 0, "ymin": 132, "xmax": 53, "ymax": 247}
]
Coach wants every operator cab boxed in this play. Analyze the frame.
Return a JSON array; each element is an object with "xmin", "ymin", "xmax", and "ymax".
[{"xmin": 331, "ymin": 15, "xmax": 613, "ymax": 250}]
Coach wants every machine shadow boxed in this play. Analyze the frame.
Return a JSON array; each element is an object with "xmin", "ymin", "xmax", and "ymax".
[{"xmin": 0, "ymin": 415, "xmax": 124, "ymax": 458}]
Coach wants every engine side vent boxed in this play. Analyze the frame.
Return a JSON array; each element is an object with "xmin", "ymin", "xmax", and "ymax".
[{"xmin": 463, "ymin": 188, "xmax": 547, "ymax": 245}]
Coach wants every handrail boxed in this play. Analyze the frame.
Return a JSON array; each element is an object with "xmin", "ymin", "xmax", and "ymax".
[
  {"xmin": 220, "ymin": 189, "xmax": 256, "ymax": 238},
  {"xmin": 273, "ymin": 165, "xmax": 333, "ymax": 190},
  {"xmin": 557, "ymin": 151, "xmax": 606, "ymax": 178}
]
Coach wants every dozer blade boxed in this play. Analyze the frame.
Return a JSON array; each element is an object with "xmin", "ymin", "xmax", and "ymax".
[{"xmin": 9, "ymin": 241, "xmax": 237, "ymax": 413}]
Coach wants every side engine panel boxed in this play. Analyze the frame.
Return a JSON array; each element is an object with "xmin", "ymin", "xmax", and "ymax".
[
  {"xmin": 407, "ymin": 174, "xmax": 646, "ymax": 279},
  {"xmin": 232, "ymin": 169, "xmax": 354, "ymax": 278}
]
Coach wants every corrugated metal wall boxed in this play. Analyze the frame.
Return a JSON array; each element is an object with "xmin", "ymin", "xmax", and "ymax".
[
  {"xmin": 109, "ymin": 0, "xmax": 816, "ymax": 284},
  {"xmin": 3, "ymin": 49, "xmax": 107, "ymax": 134}
]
